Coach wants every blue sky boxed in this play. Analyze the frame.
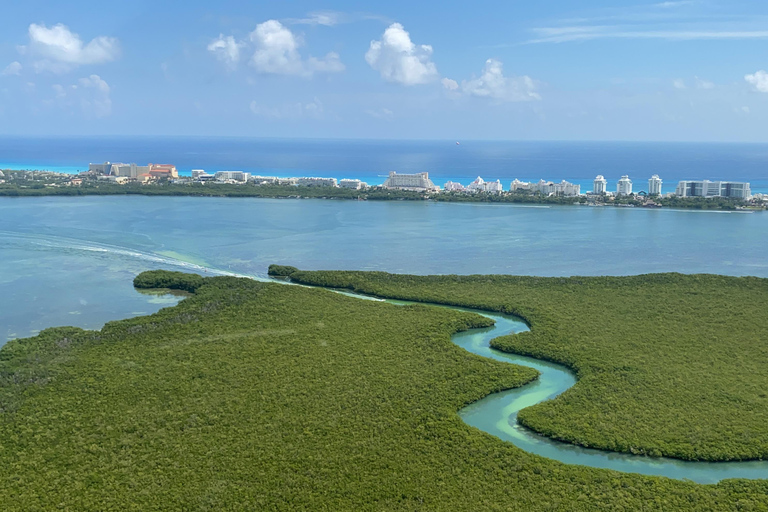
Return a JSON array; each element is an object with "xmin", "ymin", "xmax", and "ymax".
[{"xmin": 1, "ymin": 0, "xmax": 768, "ymax": 141}]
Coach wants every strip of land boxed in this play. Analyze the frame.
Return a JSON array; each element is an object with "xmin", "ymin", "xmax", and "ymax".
[{"xmin": 1, "ymin": 170, "xmax": 762, "ymax": 210}]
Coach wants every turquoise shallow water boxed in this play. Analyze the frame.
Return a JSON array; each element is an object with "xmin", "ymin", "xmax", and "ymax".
[{"xmin": 1, "ymin": 195, "xmax": 766, "ymax": 343}]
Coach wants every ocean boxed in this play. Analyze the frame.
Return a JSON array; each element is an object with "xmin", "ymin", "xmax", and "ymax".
[{"xmin": 1, "ymin": 137, "xmax": 768, "ymax": 194}]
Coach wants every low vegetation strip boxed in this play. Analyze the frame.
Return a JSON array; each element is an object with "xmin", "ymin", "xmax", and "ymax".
[
  {"xmin": 3, "ymin": 270, "xmax": 768, "ymax": 510},
  {"xmin": 273, "ymin": 267, "xmax": 768, "ymax": 463}
]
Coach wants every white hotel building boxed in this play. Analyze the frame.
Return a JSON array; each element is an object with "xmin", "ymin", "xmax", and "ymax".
[
  {"xmin": 382, "ymin": 172, "xmax": 438, "ymax": 192},
  {"xmin": 593, "ymin": 175, "xmax": 608, "ymax": 194},
  {"xmin": 616, "ymin": 175, "xmax": 633, "ymax": 196},
  {"xmin": 675, "ymin": 180, "xmax": 751, "ymax": 199},
  {"xmin": 648, "ymin": 175, "xmax": 662, "ymax": 195}
]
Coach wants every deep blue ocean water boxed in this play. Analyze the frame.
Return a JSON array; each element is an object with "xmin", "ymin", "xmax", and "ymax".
[{"xmin": 1, "ymin": 137, "xmax": 767, "ymax": 194}]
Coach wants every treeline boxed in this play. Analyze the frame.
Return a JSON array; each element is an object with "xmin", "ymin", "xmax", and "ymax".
[{"xmin": 274, "ymin": 267, "xmax": 768, "ymax": 463}]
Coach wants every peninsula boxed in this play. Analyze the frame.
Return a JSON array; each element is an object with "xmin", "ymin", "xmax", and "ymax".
[{"xmin": 1, "ymin": 168, "xmax": 763, "ymax": 210}]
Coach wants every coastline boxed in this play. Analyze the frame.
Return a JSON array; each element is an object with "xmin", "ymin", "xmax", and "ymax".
[{"xmin": 0, "ymin": 177, "xmax": 761, "ymax": 211}]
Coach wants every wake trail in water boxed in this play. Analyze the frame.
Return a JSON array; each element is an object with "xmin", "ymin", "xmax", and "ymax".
[{"xmin": 0, "ymin": 231, "xmax": 261, "ymax": 281}]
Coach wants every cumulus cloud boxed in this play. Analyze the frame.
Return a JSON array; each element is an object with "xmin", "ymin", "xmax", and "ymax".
[
  {"xmin": 441, "ymin": 77, "xmax": 459, "ymax": 90},
  {"xmin": 207, "ymin": 35, "xmax": 241, "ymax": 69},
  {"xmin": 2, "ymin": 61, "xmax": 22, "ymax": 76},
  {"xmin": 365, "ymin": 23, "xmax": 438, "ymax": 85},
  {"xmin": 78, "ymin": 74, "xmax": 112, "ymax": 117},
  {"xmin": 745, "ymin": 70, "xmax": 768, "ymax": 92},
  {"xmin": 212, "ymin": 20, "xmax": 343, "ymax": 76},
  {"xmin": 446, "ymin": 59, "xmax": 540, "ymax": 102},
  {"xmin": 26, "ymin": 23, "xmax": 119, "ymax": 72}
]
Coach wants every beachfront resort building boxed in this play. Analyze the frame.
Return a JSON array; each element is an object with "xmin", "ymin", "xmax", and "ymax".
[
  {"xmin": 339, "ymin": 179, "xmax": 368, "ymax": 189},
  {"xmin": 467, "ymin": 176, "xmax": 504, "ymax": 194},
  {"xmin": 89, "ymin": 162, "xmax": 112, "ymax": 174},
  {"xmin": 593, "ymin": 175, "xmax": 608, "ymax": 194},
  {"xmin": 149, "ymin": 164, "xmax": 178, "ymax": 179},
  {"xmin": 617, "ymin": 175, "xmax": 633, "ymax": 196},
  {"xmin": 648, "ymin": 175, "xmax": 663, "ymax": 196},
  {"xmin": 510, "ymin": 179, "xmax": 534, "ymax": 192},
  {"xmin": 382, "ymin": 172, "xmax": 438, "ymax": 192},
  {"xmin": 215, "ymin": 171, "xmax": 250, "ymax": 183},
  {"xmin": 297, "ymin": 177, "xmax": 338, "ymax": 187},
  {"xmin": 444, "ymin": 181, "xmax": 466, "ymax": 192},
  {"xmin": 675, "ymin": 180, "xmax": 751, "ymax": 199},
  {"xmin": 511, "ymin": 179, "xmax": 580, "ymax": 196}
]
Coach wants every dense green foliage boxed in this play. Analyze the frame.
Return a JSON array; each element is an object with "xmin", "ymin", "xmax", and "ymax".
[
  {"xmin": 278, "ymin": 268, "xmax": 768, "ymax": 463},
  {"xmin": 4, "ymin": 273, "xmax": 768, "ymax": 509},
  {"xmin": 133, "ymin": 269, "xmax": 205, "ymax": 293},
  {"xmin": 267, "ymin": 264, "xmax": 300, "ymax": 277}
]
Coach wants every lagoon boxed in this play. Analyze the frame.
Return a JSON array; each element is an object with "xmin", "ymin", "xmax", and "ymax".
[{"xmin": 1, "ymin": 195, "xmax": 766, "ymax": 344}]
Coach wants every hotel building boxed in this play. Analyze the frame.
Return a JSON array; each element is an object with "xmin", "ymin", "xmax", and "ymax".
[
  {"xmin": 675, "ymin": 180, "xmax": 751, "ymax": 199},
  {"xmin": 593, "ymin": 175, "xmax": 608, "ymax": 194},
  {"xmin": 616, "ymin": 175, "xmax": 633, "ymax": 196},
  {"xmin": 382, "ymin": 172, "xmax": 438, "ymax": 192},
  {"xmin": 648, "ymin": 175, "xmax": 662, "ymax": 195}
]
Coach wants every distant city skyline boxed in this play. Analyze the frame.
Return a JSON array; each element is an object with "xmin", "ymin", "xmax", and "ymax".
[{"xmin": 1, "ymin": 0, "xmax": 768, "ymax": 141}]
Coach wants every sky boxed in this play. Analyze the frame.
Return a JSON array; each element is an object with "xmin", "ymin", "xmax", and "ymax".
[{"xmin": 1, "ymin": 0, "xmax": 768, "ymax": 141}]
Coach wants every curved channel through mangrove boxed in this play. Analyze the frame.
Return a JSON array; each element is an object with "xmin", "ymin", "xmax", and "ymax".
[{"xmin": 327, "ymin": 289, "xmax": 768, "ymax": 484}]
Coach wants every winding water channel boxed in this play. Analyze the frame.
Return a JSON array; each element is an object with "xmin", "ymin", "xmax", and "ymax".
[{"xmin": 329, "ymin": 291, "xmax": 768, "ymax": 485}]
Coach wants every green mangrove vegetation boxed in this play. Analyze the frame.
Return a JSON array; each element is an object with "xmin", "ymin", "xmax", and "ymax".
[
  {"xmin": 3, "ymin": 271, "xmax": 768, "ymax": 509},
  {"xmin": 274, "ymin": 267, "xmax": 768, "ymax": 463}
]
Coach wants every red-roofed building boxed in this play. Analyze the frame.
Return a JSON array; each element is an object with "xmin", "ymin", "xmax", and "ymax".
[{"xmin": 148, "ymin": 164, "xmax": 178, "ymax": 179}]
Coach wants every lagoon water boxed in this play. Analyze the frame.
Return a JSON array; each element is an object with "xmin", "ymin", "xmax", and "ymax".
[{"xmin": 1, "ymin": 195, "xmax": 766, "ymax": 344}]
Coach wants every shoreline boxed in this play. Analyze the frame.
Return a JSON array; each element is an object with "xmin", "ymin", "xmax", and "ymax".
[{"xmin": 0, "ymin": 174, "xmax": 762, "ymax": 211}]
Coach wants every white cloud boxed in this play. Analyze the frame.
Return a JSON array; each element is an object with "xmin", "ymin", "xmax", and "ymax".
[
  {"xmin": 289, "ymin": 11, "xmax": 342, "ymax": 26},
  {"xmin": 365, "ymin": 23, "xmax": 438, "ymax": 85},
  {"xmin": 27, "ymin": 23, "xmax": 119, "ymax": 72},
  {"xmin": 78, "ymin": 74, "xmax": 112, "ymax": 117},
  {"xmin": 208, "ymin": 35, "xmax": 241, "ymax": 69},
  {"xmin": 526, "ymin": 26, "xmax": 768, "ymax": 44},
  {"xmin": 2, "ymin": 61, "xmax": 22, "ymax": 76},
  {"xmin": 245, "ymin": 20, "xmax": 343, "ymax": 76},
  {"xmin": 441, "ymin": 77, "xmax": 459, "ymax": 91},
  {"xmin": 454, "ymin": 59, "xmax": 540, "ymax": 102},
  {"xmin": 673, "ymin": 78, "xmax": 686, "ymax": 89},
  {"xmin": 745, "ymin": 70, "xmax": 768, "ymax": 93}
]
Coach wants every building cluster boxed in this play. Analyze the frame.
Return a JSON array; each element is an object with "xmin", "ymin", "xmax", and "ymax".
[
  {"xmin": 72, "ymin": 163, "xmax": 756, "ymax": 202},
  {"xmin": 511, "ymin": 179, "xmax": 581, "ymax": 196},
  {"xmin": 590, "ymin": 174, "xmax": 751, "ymax": 199},
  {"xmin": 444, "ymin": 176, "xmax": 504, "ymax": 193},
  {"xmin": 192, "ymin": 170, "xmax": 368, "ymax": 189},
  {"xmin": 88, "ymin": 162, "xmax": 178, "ymax": 183}
]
